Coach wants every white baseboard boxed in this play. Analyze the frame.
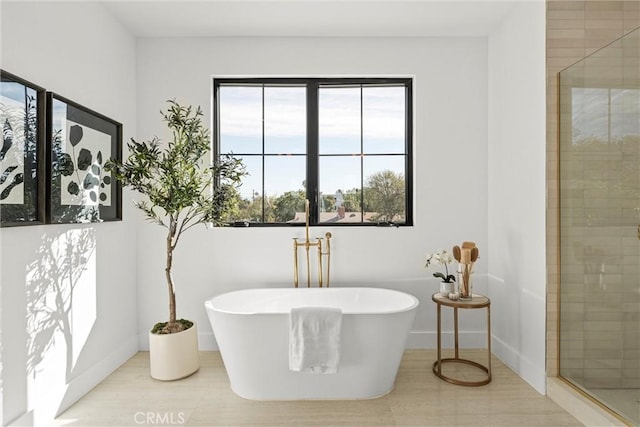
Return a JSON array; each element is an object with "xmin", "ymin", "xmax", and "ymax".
[
  {"xmin": 140, "ymin": 326, "xmax": 219, "ymax": 351},
  {"xmin": 198, "ymin": 330, "xmax": 490, "ymax": 352},
  {"xmin": 405, "ymin": 330, "xmax": 490, "ymax": 349},
  {"xmin": 198, "ymin": 332, "xmax": 218, "ymax": 351},
  {"xmin": 57, "ymin": 335, "xmax": 138, "ymax": 416},
  {"xmin": 6, "ymin": 335, "xmax": 138, "ymax": 427},
  {"xmin": 492, "ymin": 335, "xmax": 546, "ymax": 394},
  {"xmin": 5, "ymin": 411, "xmax": 32, "ymax": 426}
]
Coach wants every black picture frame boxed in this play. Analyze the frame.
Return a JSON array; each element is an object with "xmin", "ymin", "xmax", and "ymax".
[
  {"xmin": 0, "ymin": 70, "xmax": 46, "ymax": 227},
  {"xmin": 46, "ymin": 93, "xmax": 122, "ymax": 223}
]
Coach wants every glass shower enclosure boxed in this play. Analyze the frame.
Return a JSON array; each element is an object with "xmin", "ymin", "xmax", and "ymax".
[{"xmin": 558, "ymin": 27, "xmax": 640, "ymax": 425}]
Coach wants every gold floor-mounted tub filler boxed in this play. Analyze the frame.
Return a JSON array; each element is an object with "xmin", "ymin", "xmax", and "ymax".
[{"xmin": 293, "ymin": 199, "xmax": 332, "ymax": 288}]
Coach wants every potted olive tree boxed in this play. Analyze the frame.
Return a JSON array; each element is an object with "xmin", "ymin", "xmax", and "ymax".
[{"xmin": 106, "ymin": 100, "xmax": 244, "ymax": 380}]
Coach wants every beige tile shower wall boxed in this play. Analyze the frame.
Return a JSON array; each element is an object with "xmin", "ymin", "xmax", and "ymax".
[
  {"xmin": 557, "ymin": 50, "xmax": 640, "ymax": 385},
  {"xmin": 546, "ymin": 0, "xmax": 640, "ymax": 379}
]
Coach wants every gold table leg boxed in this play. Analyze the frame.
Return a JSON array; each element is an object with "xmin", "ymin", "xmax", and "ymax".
[
  {"xmin": 436, "ymin": 302, "xmax": 442, "ymax": 375},
  {"xmin": 487, "ymin": 304, "xmax": 492, "ymax": 380},
  {"xmin": 432, "ymin": 300, "xmax": 492, "ymax": 387},
  {"xmin": 454, "ymin": 306, "xmax": 459, "ymax": 359}
]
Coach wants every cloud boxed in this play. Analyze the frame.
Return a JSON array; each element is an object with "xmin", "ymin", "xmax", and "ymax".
[{"xmin": 220, "ymin": 85, "xmax": 406, "ymax": 141}]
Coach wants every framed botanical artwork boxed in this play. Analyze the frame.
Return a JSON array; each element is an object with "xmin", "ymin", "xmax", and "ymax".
[
  {"xmin": 47, "ymin": 93, "xmax": 122, "ymax": 223},
  {"xmin": 0, "ymin": 70, "xmax": 46, "ymax": 227}
]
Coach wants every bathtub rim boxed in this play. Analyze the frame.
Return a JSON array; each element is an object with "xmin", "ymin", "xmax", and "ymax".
[{"xmin": 204, "ymin": 286, "xmax": 419, "ymax": 316}]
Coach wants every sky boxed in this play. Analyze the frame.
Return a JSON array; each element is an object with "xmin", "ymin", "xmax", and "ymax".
[{"xmin": 218, "ymin": 85, "xmax": 407, "ymax": 200}]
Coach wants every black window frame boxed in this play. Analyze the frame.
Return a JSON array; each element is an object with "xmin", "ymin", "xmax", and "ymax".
[{"xmin": 213, "ymin": 77, "xmax": 413, "ymax": 227}]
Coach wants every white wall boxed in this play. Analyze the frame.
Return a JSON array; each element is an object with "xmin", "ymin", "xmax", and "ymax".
[
  {"xmin": 135, "ymin": 36, "xmax": 490, "ymax": 350},
  {"xmin": 0, "ymin": 3, "xmax": 138, "ymax": 425},
  {"xmin": 487, "ymin": 1, "xmax": 547, "ymax": 393},
  {"xmin": 0, "ymin": 4, "xmax": 548, "ymax": 423}
]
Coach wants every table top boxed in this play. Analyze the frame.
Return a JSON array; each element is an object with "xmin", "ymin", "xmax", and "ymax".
[{"xmin": 432, "ymin": 293, "xmax": 490, "ymax": 309}]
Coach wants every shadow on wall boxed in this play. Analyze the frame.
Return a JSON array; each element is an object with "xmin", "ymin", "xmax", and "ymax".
[{"xmin": 21, "ymin": 227, "xmax": 97, "ymax": 424}]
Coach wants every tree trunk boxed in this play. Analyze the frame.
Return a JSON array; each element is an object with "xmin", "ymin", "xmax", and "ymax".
[{"xmin": 164, "ymin": 219, "xmax": 181, "ymax": 333}]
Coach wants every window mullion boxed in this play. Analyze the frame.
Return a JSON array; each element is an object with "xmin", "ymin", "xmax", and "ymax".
[
  {"xmin": 360, "ymin": 85, "xmax": 365, "ymax": 223},
  {"xmin": 306, "ymin": 82, "xmax": 319, "ymax": 225},
  {"xmin": 261, "ymin": 85, "xmax": 266, "ymax": 223}
]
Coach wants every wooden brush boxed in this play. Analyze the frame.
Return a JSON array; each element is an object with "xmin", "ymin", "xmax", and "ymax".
[{"xmin": 453, "ymin": 245, "xmax": 461, "ymax": 262}]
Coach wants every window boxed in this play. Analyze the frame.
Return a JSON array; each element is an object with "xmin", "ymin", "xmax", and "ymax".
[{"xmin": 214, "ymin": 77, "xmax": 412, "ymax": 226}]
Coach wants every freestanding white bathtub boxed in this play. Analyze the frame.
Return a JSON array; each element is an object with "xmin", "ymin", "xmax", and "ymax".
[{"xmin": 204, "ymin": 287, "xmax": 419, "ymax": 400}]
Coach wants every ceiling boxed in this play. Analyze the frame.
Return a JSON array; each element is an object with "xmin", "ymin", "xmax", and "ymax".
[{"xmin": 101, "ymin": 0, "xmax": 521, "ymax": 38}]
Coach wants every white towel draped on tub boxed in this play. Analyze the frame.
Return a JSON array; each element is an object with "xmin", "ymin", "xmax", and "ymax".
[{"xmin": 289, "ymin": 307, "xmax": 342, "ymax": 374}]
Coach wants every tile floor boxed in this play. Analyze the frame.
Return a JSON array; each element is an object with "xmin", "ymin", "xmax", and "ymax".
[
  {"xmin": 589, "ymin": 388, "xmax": 640, "ymax": 426},
  {"xmin": 54, "ymin": 350, "xmax": 582, "ymax": 426}
]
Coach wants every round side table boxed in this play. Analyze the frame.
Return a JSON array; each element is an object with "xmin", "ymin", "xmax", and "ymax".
[{"xmin": 431, "ymin": 292, "xmax": 492, "ymax": 386}]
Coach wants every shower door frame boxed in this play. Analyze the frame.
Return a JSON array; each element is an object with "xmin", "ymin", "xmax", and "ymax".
[{"xmin": 556, "ymin": 27, "xmax": 640, "ymax": 427}]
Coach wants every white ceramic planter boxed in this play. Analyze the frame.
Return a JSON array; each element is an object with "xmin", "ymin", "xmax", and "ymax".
[
  {"xmin": 149, "ymin": 322, "xmax": 199, "ymax": 381},
  {"xmin": 439, "ymin": 282, "xmax": 453, "ymax": 296}
]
